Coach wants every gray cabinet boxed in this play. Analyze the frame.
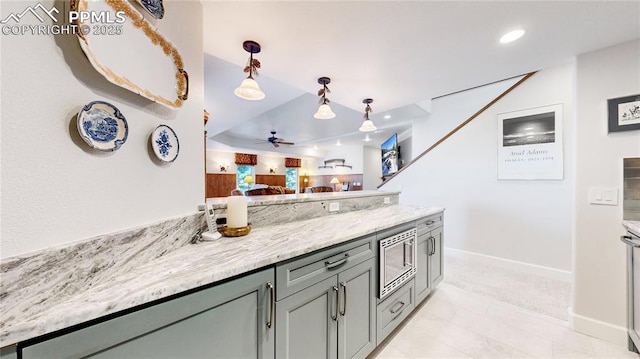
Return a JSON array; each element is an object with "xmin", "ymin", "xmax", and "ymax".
[
  {"xmin": 415, "ymin": 231, "xmax": 432, "ymax": 304},
  {"xmin": 275, "ymin": 235, "xmax": 376, "ymax": 359},
  {"xmin": 415, "ymin": 214, "xmax": 444, "ymax": 304},
  {"xmin": 430, "ymin": 226, "xmax": 444, "ymax": 288},
  {"xmin": 376, "ymin": 279, "xmax": 415, "ymax": 345},
  {"xmin": 21, "ymin": 268, "xmax": 275, "ymax": 359}
]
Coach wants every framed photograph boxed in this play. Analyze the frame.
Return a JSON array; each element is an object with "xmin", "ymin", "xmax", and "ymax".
[
  {"xmin": 497, "ymin": 104, "xmax": 563, "ymax": 180},
  {"xmin": 608, "ymin": 95, "xmax": 640, "ymax": 133}
]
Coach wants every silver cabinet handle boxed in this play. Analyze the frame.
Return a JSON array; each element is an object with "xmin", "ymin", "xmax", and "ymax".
[
  {"xmin": 339, "ymin": 282, "xmax": 347, "ymax": 316},
  {"xmin": 621, "ymin": 235, "xmax": 640, "ymax": 247},
  {"xmin": 425, "ymin": 220, "xmax": 435, "ymax": 225},
  {"xmin": 428, "ymin": 236, "xmax": 435, "ymax": 256},
  {"xmin": 325, "ymin": 253, "xmax": 349, "ymax": 269},
  {"xmin": 266, "ymin": 282, "xmax": 274, "ymax": 329},
  {"xmin": 332, "ymin": 286, "xmax": 339, "ymax": 321},
  {"xmin": 390, "ymin": 301, "xmax": 406, "ymax": 314}
]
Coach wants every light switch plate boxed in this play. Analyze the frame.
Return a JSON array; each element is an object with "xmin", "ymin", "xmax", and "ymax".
[
  {"xmin": 329, "ymin": 202, "xmax": 340, "ymax": 212},
  {"xmin": 589, "ymin": 187, "xmax": 619, "ymax": 206}
]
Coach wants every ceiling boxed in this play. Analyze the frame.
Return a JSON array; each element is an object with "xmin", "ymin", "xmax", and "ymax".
[{"xmin": 202, "ymin": 1, "xmax": 640, "ymax": 157}]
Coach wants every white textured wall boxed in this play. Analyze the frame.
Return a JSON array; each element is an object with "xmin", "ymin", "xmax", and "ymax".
[
  {"xmin": 571, "ymin": 40, "xmax": 640, "ymax": 344},
  {"xmin": 383, "ymin": 63, "xmax": 575, "ymax": 271},
  {"xmin": 363, "ymin": 145, "xmax": 382, "ymax": 190},
  {"xmin": 0, "ymin": 1, "xmax": 204, "ymax": 259}
]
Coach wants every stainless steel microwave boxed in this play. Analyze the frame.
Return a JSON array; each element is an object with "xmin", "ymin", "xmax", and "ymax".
[{"xmin": 379, "ymin": 227, "xmax": 417, "ymax": 299}]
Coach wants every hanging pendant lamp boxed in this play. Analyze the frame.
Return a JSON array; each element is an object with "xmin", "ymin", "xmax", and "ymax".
[
  {"xmin": 359, "ymin": 98, "xmax": 377, "ymax": 132},
  {"xmin": 234, "ymin": 40, "xmax": 265, "ymax": 101},
  {"xmin": 314, "ymin": 77, "xmax": 336, "ymax": 119}
]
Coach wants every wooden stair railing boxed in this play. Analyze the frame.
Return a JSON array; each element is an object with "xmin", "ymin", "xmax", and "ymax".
[{"xmin": 378, "ymin": 71, "xmax": 537, "ymax": 188}]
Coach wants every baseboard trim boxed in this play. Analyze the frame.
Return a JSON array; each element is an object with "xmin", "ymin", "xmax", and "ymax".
[
  {"xmin": 445, "ymin": 247, "xmax": 572, "ymax": 282},
  {"xmin": 568, "ymin": 306, "xmax": 627, "ymax": 346}
]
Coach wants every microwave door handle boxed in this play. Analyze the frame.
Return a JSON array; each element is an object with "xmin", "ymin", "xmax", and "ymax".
[
  {"xmin": 404, "ymin": 241, "xmax": 413, "ymax": 266},
  {"xmin": 403, "ymin": 241, "xmax": 408, "ymax": 266},
  {"xmin": 621, "ymin": 235, "xmax": 640, "ymax": 247}
]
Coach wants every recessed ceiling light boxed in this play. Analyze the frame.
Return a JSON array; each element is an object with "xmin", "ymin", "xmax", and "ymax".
[
  {"xmin": 336, "ymin": 140, "xmax": 342, "ymax": 146},
  {"xmin": 384, "ymin": 115, "xmax": 391, "ymax": 119},
  {"xmin": 363, "ymin": 135, "xmax": 371, "ymax": 142},
  {"xmin": 500, "ymin": 29, "xmax": 525, "ymax": 44}
]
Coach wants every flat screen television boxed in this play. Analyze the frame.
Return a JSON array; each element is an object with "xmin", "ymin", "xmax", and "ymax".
[{"xmin": 381, "ymin": 133, "xmax": 399, "ymax": 177}]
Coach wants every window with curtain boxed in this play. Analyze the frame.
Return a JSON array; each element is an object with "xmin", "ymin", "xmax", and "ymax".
[{"xmin": 285, "ymin": 158, "xmax": 301, "ymax": 192}]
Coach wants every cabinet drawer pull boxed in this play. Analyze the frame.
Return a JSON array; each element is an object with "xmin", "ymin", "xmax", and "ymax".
[
  {"xmin": 390, "ymin": 301, "xmax": 406, "ymax": 314},
  {"xmin": 266, "ymin": 282, "xmax": 274, "ymax": 329},
  {"xmin": 339, "ymin": 282, "xmax": 347, "ymax": 316},
  {"xmin": 425, "ymin": 220, "xmax": 435, "ymax": 225},
  {"xmin": 325, "ymin": 253, "xmax": 349, "ymax": 269},
  {"xmin": 332, "ymin": 286, "xmax": 339, "ymax": 321}
]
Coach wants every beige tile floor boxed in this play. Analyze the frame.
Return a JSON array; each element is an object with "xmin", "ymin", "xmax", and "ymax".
[{"xmin": 370, "ymin": 259, "xmax": 637, "ymax": 358}]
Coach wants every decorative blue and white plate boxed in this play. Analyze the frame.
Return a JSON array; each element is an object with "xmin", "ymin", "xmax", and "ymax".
[
  {"xmin": 136, "ymin": 0, "xmax": 164, "ymax": 19},
  {"xmin": 152, "ymin": 125, "xmax": 179, "ymax": 162},
  {"xmin": 77, "ymin": 101, "xmax": 128, "ymax": 152}
]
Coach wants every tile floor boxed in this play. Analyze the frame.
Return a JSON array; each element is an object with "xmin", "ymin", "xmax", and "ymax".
[{"xmin": 370, "ymin": 254, "xmax": 637, "ymax": 358}]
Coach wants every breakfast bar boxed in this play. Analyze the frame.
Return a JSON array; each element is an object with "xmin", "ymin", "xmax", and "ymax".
[{"xmin": 0, "ymin": 191, "xmax": 444, "ymax": 359}]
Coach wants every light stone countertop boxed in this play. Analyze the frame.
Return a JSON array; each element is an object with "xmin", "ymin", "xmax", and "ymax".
[
  {"xmin": 207, "ymin": 189, "xmax": 401, "ymax": 208},
  {"xmin": 623, "ymin": 220, "xmax": 640, "ymax": 237},
  {"xmin": 0, "ymin": 204, "xmax": 442, "ymax": 348}
]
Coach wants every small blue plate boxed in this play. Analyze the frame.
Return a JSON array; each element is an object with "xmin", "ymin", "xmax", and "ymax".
[
  {"xmin": 152, "ymin": 125, "xmax": 179, "ymax": 162},
  {"xmin": 77, "ymin": 101, "xmax": 128, "ymax": 152},
  {"xmin": 136, "ymin": 0, "xmax": 164, "ymax": 19}
]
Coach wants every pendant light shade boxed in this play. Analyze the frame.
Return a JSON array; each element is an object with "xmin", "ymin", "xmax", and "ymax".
[
  {"xmin": 235, "ymin": 41, "xmax": 265, "ymax": 101},
  {"xmin": 234, "ymin": 77, "xmax": 265, "ymax": 100},
  {"xmin": 359, "ymin": 98, "xmax": 377, "ymax": 132},
  {"xmin": 314, "ymin": 104, "xmax": 336, "ymax": 119},
  {"xmin": 359, "ymin": 119, "xmax": 377, "ymax": 132},
  {"xmin": 314, "ymin": 77, "xmax": 336, "ymax": 119}
]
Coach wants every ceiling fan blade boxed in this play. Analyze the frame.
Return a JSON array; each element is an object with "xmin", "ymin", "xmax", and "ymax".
[
  {"xmin": 273, "ymin": 142, "xmax": 280, "ymax": 148},
  {"xmin": 278, "ymin": 141, "xmax": 295, "ymax": 146}
]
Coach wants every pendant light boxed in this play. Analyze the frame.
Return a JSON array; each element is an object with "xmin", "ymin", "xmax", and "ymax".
[
  {"xmin": 359, "ymin": 98, "xmax": 377, "ymax": 132},
  {"xmin": 234, "ymin": 40, "xmax": 265, "ymax": 101},
  {"xmin": 313, "ymin": 77, "xmax": 336, "ymax": 119}
]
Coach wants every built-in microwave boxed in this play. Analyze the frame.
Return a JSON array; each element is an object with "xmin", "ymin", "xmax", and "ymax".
[{"xmin": 379, "ymin": 227, "xmax": 417, "ymax": 299}]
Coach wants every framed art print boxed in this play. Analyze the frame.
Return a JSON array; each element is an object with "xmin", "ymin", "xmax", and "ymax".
[
  {"xmin": 497, "ymin": 104, "xmax": 563, "ymax": 180},
  {"xmin": 608, "ymin": 95, "xmax": 640, "ymax": 133}
]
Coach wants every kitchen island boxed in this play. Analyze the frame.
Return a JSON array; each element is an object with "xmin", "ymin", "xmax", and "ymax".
[{"xmin": 0, "ymin": 191, "xmax": 443, "ymax": 358}]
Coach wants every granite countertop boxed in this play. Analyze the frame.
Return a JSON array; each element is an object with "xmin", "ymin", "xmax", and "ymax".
[
  {"xmin": 623, "ymin": 220, "xmax": 640, "ymax": 236},
  {"xmin": 207, "ymin": 189, "xmax": 401, "ymax": 208},
  {"xmin": 0, "ymin": 204, "xmax": 442, "ymax": 347}
]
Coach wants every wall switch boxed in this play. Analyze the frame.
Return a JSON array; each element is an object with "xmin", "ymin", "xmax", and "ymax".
[
  {"xmin": 589, "ymin": 187, "xmax": 619, "ymax": 206},
  {"xmin": 383, "ymin": 197, "xmax": 391, "ymax": 204},
  {"xmin": 329, "ymin": 202, "xmax": 340, "ymax": 212}
]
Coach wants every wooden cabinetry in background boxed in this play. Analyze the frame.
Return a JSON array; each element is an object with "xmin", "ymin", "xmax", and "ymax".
[{"xmin": 206, "ymin": 174, "xmax": 237, "ymax": 198}]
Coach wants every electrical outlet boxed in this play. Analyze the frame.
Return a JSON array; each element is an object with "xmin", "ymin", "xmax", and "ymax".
[
  {"xmin": 383, "ymin": 197, "xmax": 391, "ymax": 204},
  {"xmin": 329, "ymin": 202, "xmax": 340, "ymax": 212}
]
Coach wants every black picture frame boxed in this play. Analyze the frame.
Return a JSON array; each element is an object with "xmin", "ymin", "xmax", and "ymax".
[{"xmin": 608, "ymin": 94, "xmax": 640, "ymax": 133}]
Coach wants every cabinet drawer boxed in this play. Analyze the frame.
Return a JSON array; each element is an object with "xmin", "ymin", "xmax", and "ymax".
[
  {"xmin": 416, "ymin": 213, "xmax": 443, "ymax": 235},
  {"xmin": 376, "ymin": 279, "xmax": 415, "ymax": 345},
  {"xmin": 276, "ymin": 234, "xmax": 375, "ymax": 300}
]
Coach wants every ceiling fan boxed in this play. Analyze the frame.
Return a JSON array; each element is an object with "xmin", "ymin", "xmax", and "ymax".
[{"xmin": 264, "ymin": 131, "xmax": 294, "ymax": 148}]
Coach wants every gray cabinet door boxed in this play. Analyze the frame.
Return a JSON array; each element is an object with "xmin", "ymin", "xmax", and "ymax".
[
  {"xmin": 415, "ymin": 232, "xmax": 431, "ymax": 304},
  {"xmin": 429, "ymin": 226, "xmax": 444, "ymax": 288},
  {"xmin": 337, "ymin": 258, "xmax": 376, "ymax": 359},
  {"xmin": 21, "ymin": 269, "xmax": 275, "ymax": 359},
  {"xmin": 275, "ymin": 276, "xmax": 338, "ymax": 359}
]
